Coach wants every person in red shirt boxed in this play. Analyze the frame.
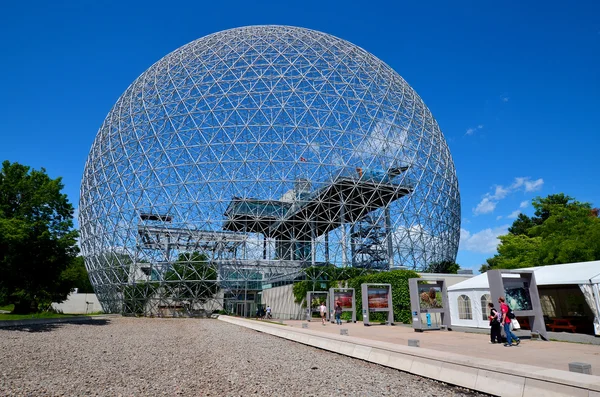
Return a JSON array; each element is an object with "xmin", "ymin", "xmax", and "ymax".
[{"xmin": 498, "ymin": 296, "xmax": 520, "ymax": 347}]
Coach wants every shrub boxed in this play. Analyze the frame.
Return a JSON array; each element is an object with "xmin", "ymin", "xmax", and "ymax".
[{"xmin": 346, "ymin": 269, "xmax": 419, "ymax": 324}]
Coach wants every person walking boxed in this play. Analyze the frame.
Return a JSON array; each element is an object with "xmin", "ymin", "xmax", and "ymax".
[
  {"xmin": 499, "ymin": 297, "xmax": 520, "ymax": 347},
  {"xmin": 488, "ymin": 302, "xmax": 502, "ymax": 344},
  {"xmin": 319, "ymin": 302, "xmax": 327, "ymax": 325},
  {"xmin": 334, "ymin": 301, "xmax": 343, "ymax": 325},
  {"xmin": 265, "ymin": 305, "xmax": 272, "ymax": 319}
]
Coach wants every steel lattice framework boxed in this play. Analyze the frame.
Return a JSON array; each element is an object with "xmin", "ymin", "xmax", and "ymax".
[{"xmin": 79, "ymin": 25, "xmax": 460, "ymax": 316}]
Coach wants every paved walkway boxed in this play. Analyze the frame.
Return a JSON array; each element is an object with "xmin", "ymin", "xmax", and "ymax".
[
  {"xmin": 280, "ymin": 319, "xmax": 600, "ymax": 376},
  {"xmin": 223, "ymin": 316, "xmax": 600, "ymax": 396}
]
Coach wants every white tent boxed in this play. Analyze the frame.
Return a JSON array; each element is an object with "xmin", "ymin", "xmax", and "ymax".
[{"xmin": 447, "ymin": 260, "xmax": 600, "ymax": 333}]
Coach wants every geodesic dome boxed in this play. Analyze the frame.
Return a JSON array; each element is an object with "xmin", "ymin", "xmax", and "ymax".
[{"xmin": 79, "ymin": 25, "xmax": 460, "ymax": 315}]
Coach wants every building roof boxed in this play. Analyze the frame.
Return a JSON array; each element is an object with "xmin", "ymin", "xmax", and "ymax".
[{"xmin": 448, "ymin": 260, "xmax": 600, "ymax": 291}]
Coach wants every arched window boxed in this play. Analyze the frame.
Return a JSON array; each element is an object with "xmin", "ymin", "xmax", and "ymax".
[
  {"xmin": 458, "ymin": 295, "xmax": 472, "ymax": 320},
  {"xmin": 481, "ymin": 294, "xmax": 491, "ymax": 321}
]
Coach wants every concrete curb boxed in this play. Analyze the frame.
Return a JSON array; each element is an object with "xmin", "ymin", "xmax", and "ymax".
[
  {"xmin": 219, "ymin": 316, "xmax": 600, "ymax": 397},
  {"xmin": 0, "ymin": 315, "xmax": 113, "ymax": 328}
]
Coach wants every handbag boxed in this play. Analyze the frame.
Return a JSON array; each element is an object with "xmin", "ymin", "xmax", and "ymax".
[{"xmin": 510, "ymin": 318, "xmax": 521, "ymax": 330}]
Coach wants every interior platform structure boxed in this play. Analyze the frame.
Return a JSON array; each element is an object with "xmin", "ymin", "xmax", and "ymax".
[
  {"xmin": 133, "ymin": 215, "xmax": 249, "ymax": 283},
  {"xmin": 223, "ymin": 165, "xmax": 413, "ymax": 266}
]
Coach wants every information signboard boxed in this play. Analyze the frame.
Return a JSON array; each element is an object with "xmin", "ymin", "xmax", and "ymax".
[{"xmin": 361, "ymin": 283, "xmax": 393, "ymax": 326}]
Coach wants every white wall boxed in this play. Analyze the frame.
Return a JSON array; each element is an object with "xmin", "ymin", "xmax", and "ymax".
[
  {"xmin": 261, "ymin": 284, "xmax": 304, "ymax": 320},
  {"xmin": 52, "ymin": 292, "xmax": 103, "ymax": 314},
  {"xmin": 448, "ymin": 289, "xmax": 491, "ymax": 328},
  {"xmin": 417, "ymin": 273, "xmax": 474, "ymax": 287}
]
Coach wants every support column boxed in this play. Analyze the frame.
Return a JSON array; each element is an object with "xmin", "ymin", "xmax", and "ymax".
[
  {"xmin": 311, "ymin": 221, "xmax": 316, "ymax": 266},
  {"xmin": 325, "ymin": 233, "xmax": 329, "ymax": 264},
  {"xmin": 244, "ymin": 279, "xmax": 248, "ymax": 318},
  {"xmin": 593, "ymin": 284, "xmax": 600, "ymax": 336},
  {"xmin": 350, "ymin": 223, "xmax": 356, "ymax": 267},
  {"xmin": 341, "ymin": 203, "xmax": 347, "ymax": 267},
  {"xmin": 385, "ymin": 207, "xmax": 394, "ymax": 269},
  {"xmin": 291, "ymin": 226, "xmax": 295, "ymax": 261}
]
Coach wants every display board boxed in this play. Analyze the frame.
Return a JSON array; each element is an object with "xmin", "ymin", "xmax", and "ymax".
[
  {"xmin": 487, "ymin": 269, "xmax": 547, "ymax": 340},
  {"xmin": 503, "ymin": 279, "xmax": 533, "ymax": 311},
  {"xmin": 306, "ymin": 291, "xmax": 329, "ymax": 321},
  {"xmin": 329, "ymin": 288, "xmax": 356, "ymax": 323},
  {"xmin": 409, "ymin": 278, "xmax": 451, "ymax": 331},
  {"xmin": 361, "ymin": 283, "xmax": 394, "ymax": 325}
]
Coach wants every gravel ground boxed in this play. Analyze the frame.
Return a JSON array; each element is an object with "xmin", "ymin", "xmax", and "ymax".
[{"xmin": 0, "ymin": 317, "xmax": 488, "ymax": 396}]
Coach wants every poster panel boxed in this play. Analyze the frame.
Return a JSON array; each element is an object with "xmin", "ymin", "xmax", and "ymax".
[
  {"xmin": 367, "ymin": 287, "xmax": 389, "ymax": 309},
  {"xmin": 417, "ymin": 283, "xmax": 443, "ymax": 310},
  {"xmin": 504, "ymin": 279, "xmax": 533, "ymax": 311},
  {"xmin": 333, "ymin": 290, "xmax": 353, "ymax": 309},
  {"xmin": 309, "ymin": 292, "xmax": 328, "ymax": 311}
]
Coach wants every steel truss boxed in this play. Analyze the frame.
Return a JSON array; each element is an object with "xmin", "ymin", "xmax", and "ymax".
[{"xmin": 79, "ymin": 26, "xmax": 461, "ymax": 316}]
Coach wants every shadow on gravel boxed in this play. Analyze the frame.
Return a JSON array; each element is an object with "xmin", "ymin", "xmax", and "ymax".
[{"xmin": 2, "ymin": 319, "xmax": 111, "ymax": 333}]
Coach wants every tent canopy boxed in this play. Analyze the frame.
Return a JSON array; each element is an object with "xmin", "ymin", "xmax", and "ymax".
[{"xmin": 449, "ymin": 260, "xmax": 600, "ymax": 291}]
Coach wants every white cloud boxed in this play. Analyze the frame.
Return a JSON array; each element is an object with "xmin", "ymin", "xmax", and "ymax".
[
  {"xmin": 507, "ymin": 200, "xmax": 530, "ymax": 219},
  {"xmin": 524, "ymin": 178, "xmax": 544, "ymax": 192},
  {"xmin": 474, "ymin": 177, "xmax": 543, "ymax": 216},
  {"xmin": 359, "ymin": 119, "xmax": 409, "ymax": 159},
  {"xmin": 465, "ymin": 125, "xmax": 484, "ymax": 136},
  {"xmin": 507, "ymin": 209, "xmax": 521, "ymax": 219},
  {"xmin": 393, "ymin": 224, "xmax": 445, "ymax": 257},
  {"xmin": 489, "ymin": 185, "xmax": 509, "ymax": 200},
  {"xmin": 501, "ymin": 95, "xmax": 510, "ymax": 102},
  {"xmin": 511, "ymin": 178, "xmax": 525, "ymax": 189},
  {"xmin": 459, "ymin": 225, "xmax": 509, "ymax": 254},
  {"xmin": 496, "ymin": 215, "xmax": 502, "ymax": 220},
  {"xmin": 473, "ymin": 198, "xmax": 496, "ymax": 215},
  {"xmin": 306, "ymin": 142, "xmax": 320, "ymax": 156},
  {"xmin": 511, "ymin": 177, "xmax": 543, "ymax": 192}
]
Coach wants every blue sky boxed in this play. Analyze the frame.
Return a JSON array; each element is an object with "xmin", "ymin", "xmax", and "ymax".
[{"xmin": 0, "ymin": 1, "xmax": 598, "ymax": 271}]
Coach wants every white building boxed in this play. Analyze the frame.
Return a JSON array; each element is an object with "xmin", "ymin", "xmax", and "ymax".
[
  {"xmin": 52, "ymin": 290, "xmax": 103, "ymax": 314},
  {"xmin": 447, "ymin": 261, "xmax": 600, "ymax": 335}
]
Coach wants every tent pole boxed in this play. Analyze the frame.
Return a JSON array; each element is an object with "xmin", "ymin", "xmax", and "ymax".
[{"xmin": 592, "ymin": 282, "xmax": 600, "ymax": 336}]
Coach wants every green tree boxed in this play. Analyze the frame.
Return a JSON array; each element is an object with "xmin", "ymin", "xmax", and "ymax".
[
  {"xmin": 483, "ymin": 194, "xmax": 600, "ymax": 272},
  {"xmin": 0, "ymin": 161, "xmax": 79, "ymax": 313},
  {"xmin": 531, "ymin": 193, "xmax": 572, "ymax": 225},
  {"xmin": 507, "ymin": 213, "xmax": 535, "ymax": 236},
  {"xmin": 62, "ymin": 256, "xmax": 94, "ymax": 294},
  {"xmin": 423, "ymin": 260, "xmax": 460, "ymax": 274},
  {"xmin": 482, "ymin": 234, "xmax": 543, "ymax": 272},
  {"xmin": 163, "ymin": 252, "xmax": 218, "ymax": 307},
  {"xmin": 531, "ymin": 200, "xmax": 600, "ymax": 265}
]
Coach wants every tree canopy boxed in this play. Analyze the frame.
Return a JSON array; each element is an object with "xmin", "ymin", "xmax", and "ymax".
[
  {"xmin": 482, "ymin": 194, "xmax": 600, "ymax": 272},
  {"xmin": 163, "ymin": 251, "xmax": 218, "ymax": 306},
  {"xmin": 64, "ymin": 256, "xmax": 94, "ymax": 294},
  {"xmin": 0, "ymin": 161, "xmax": 79, "ymax": 313},
  {"xmin": 423, "ymin": 260, "xmax": 460, "ymax": 274}
]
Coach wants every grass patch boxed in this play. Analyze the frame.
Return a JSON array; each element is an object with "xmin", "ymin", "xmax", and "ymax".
[
  {"xmin": 0, "ymin": 312, "xmax": 81, "ymax": 321},
  {"xmin": 0, "ymin": 304, "xmax": 14, "ymax": 312}
]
